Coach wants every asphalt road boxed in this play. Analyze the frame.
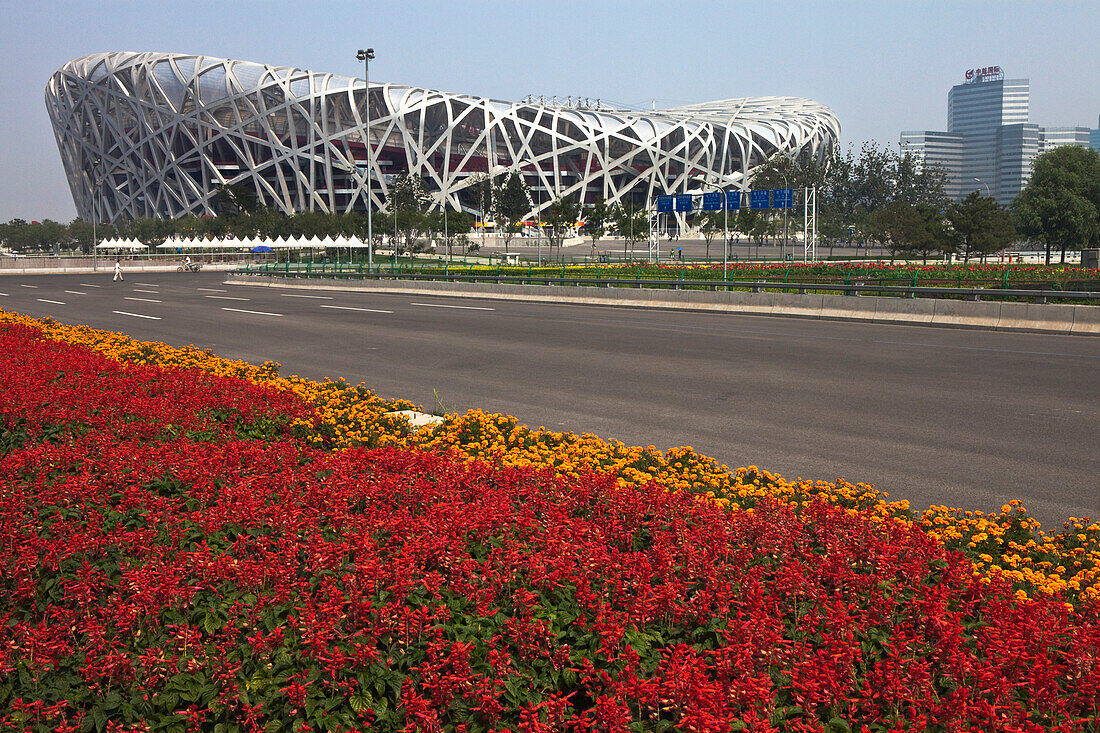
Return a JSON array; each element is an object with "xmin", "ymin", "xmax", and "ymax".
[{"xmin": 2, "ymin": 270, "xmax": 1097, "ymax": 530}]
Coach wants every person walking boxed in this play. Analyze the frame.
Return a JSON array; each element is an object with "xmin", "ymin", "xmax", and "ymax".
[{"xmin": 113, "ymin": 259, "xmax": 123, "ymax": 281}]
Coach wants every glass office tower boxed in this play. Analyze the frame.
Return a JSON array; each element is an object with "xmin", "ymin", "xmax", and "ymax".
[
  {"xmin": 947, "ymin": 77, "xmax": 1030, "ymax": 204},
  {"xmin": 902, "ymin": 72, "xmax": 1097, "ymax": 206}
]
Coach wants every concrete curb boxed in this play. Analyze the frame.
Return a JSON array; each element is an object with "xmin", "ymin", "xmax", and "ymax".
[
  {"xmin": 225, "ymin": 275, "xmax": 1097, "ymax": 336},
  {"xmin": 1, "ymin": 264, "xmax": 243, "ymax": 276}
]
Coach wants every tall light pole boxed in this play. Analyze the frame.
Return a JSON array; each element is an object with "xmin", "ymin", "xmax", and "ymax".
[
  {"xmin": 721, "ymin": 183, "xmax": 728, "ymax": 273},
  {"xmin": 91, "ymin": 158, "xmax": 100, "ymax": 272},
  {"xmin": 710, "ymin": 178, "xmax": 728, "ymax": 273},
  {"xmin": 780, "ymin": 171, "xmax": 790, "ymax": 262},
  {"xmin": 973, "ymin": 177, "xmax": 990, "ymax": 197},
  {"xmin": 356, "ymin": 48, "xmax": 375, "ymax": 268}
]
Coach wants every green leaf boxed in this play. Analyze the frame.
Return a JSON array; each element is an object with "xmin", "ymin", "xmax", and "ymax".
[
  {"xmin": 827, "ymin": 718, "xmax": 853, "ymax": 732},
  {"xmin": 349, "ymin": 691, "xmax": 371, "ymax": 713}
]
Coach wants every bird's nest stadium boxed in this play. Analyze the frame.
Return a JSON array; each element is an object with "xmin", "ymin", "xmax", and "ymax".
[{"xmin": 46, "ymin": 52, "xmax": 840, "ymax": 224}]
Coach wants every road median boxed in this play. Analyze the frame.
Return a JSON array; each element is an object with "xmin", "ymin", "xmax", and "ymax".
[{"xmin": 226, "ymin": 275, "xmax": 1096, "ymax": 335}]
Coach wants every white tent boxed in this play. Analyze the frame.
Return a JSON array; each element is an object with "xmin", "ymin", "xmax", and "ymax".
[
  {"xmin": 321, "ymin": 235, "xmax": 335, "ymax": 248},
  {"xmin": 307, "ymin": 235, "xmax": 324, "ymax": 249}
]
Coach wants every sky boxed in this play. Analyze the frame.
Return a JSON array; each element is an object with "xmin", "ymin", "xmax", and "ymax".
[{"xmin": 1, "ymin": 0, "xmax": 1097, "ymax": 223}]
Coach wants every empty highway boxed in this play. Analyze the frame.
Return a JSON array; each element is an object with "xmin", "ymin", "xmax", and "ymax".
[{"xmin": 2, "ymin": 270, "xmax": 1097, "ymax": 530}]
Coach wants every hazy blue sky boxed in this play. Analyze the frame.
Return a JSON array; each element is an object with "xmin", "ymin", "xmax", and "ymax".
[{"xmin": 1, "ymin": 0, "xmax": 1097, "ymax": 222}]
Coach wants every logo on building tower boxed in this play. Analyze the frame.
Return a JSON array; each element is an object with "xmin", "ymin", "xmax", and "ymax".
[{"xmin": 965, "ymin": 66, "xmax": 1003, "ymax": 82}]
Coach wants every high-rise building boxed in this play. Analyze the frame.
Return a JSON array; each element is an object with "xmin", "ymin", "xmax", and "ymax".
[
  {"xmin": 901, "ymin": 67, "xmax": 1096, "ymax": 206},
  {"xmin": 898, "ymin": 130, "xmax": 964, "ymax": 199},
  {"xmin": 1040, "ymin": 127, "xmax": 1093, "ymax": 152},
  {"xmin": 947, "ymin": 73, "xmax": 1029, "ymax": 204},
  {"xmin": 1091, "ymin": 116, "xmax": 1100, "ymax": 152}
]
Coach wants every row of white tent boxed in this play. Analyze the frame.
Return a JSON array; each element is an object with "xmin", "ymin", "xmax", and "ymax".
[
  {"xmin": 95, "ymin": 235, "xmax": 373, "ymax": 250},
  {"xmin": 157, "ymin": 235, "xmax": 370, "ymax": 250},
  {"xmin": 95, "ymin": 238, "xmax": 148, "ymax": 251}
]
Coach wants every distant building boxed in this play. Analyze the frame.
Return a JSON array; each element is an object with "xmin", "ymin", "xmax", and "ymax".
[
  {"xmin": 899, "ymin": 130, "xmax": 964, "ymax": 199},
  {"xmin": 1040, "ymin": 127, "xmax": 1093, "ymax": 152},
  {"xmin": 901, "ymin": 67, "xmax": 1096, "ymax": 206},
  {"xmin": 1089, "ymin": 115, "xmax": 1100, "ymax": 152}
]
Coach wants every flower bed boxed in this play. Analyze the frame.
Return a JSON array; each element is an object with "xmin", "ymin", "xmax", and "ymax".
[
  {"xmin": 2, "ymin": 311, "xmax": 1097, "ymax": 609},
  {"xmin": 1, "ymin": 319, "xmax": 1098, "ymax": 730}
]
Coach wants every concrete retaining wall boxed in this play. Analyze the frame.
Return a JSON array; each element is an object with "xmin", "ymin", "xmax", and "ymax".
[{"xmin": 226, "ymin": 276, "xmax": 1098, "ymax": 336}]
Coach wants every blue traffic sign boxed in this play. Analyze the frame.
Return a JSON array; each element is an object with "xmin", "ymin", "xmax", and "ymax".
[
  {"xmin": 701, "ymin": 192, "xmax": 722, "ymax": 211},
  {"xmin": 656, "ymin": 195, "xmax": 673, "ymax": 212},
  {"xmin": 674, "ymin": 194, "xmax": 694, "ymax": 212},
  {"xmin": 725, "ymin": 191, "xmax": 742, "ymax": 210},
  {"xmin": 772, "ymin": 188, "xmax": 795, "ymax": 209},
  {"xmin": 750, "ymin": 189, "xmax": 770, "ymax": 209}
]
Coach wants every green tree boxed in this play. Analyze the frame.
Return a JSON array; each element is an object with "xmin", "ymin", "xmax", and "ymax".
[
  {"xmin": 3, "ymin": 219, "xmax": 69, "ymax": 253},
  {"xmin": 67, "ymin": 219, "xmax": 95, "ymax": 253},
  {"xmin": 695, "ymin": 211, "xmax": 724, "ymax": 260},
  {"xmin": 495, "ymin": 171, "xmax": 530, "ymax": 253},
  {"xmin": 759, "ymin": 143, "xmax": 948, "ymax": 253},
  {"xmin": 867, "ymin": 200, "xmax": 949, "ymax": 264},
  {"xmin": 440, "ymin": 209, "xmax": 475, "ymax": 258},
  {"xmin": 388, "ymin": 174, "xmax": 431, "ymax": 251},
  {"xmin": 543, "ymin": 195, "xmax": 581, "ymax": 261},
  {"xmin": 1012, "ymin": 145, "xmax": 1100, "ymax": 264},
  {"xmin": 733, "ymin": 208, "xmax": 759, "ymax": 248},
  {"xmin": 212, "ymin": 183, "xmax": 260, "ymax": 216},
  {"xmin": 612, "ymin": 203, "xmax": 649, "ymax": 259},
  {"xmin": 583, "ymin": 197, "xmax": 610, "ymax": 251},
  {"xmin": 946, "ymin": 192, "xmax": 1017, "ymax": 262}
]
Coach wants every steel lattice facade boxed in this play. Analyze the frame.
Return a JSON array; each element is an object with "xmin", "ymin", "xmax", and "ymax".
[{"xmin": 46, "ymin": 51, "xmax": 841, "ymax": 224}]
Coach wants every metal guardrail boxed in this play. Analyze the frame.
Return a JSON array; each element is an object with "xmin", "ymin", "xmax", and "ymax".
[{"xmin": 236, "ymin": 266, "xmax": 1100, "ymax": 304}]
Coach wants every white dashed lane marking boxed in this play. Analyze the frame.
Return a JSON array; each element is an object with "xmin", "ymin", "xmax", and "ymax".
[
  {"xmin": 64, "ymin": 290, "xmax": 86, "ymax": 295},
  {"xmin": 320, "ymin": 305, "xmax": 393, "ymax": 313},
  {"xmin": 221, "ymin": 307, "xmax": 282, "ymax": 317},
  {"xmin": 410, "ymin": 302, "xmax": 495, "ymax": 311},
  {"xmin": 20, "ymin": 284, "xmax": 38, "ymax": 288},
  {"xmin": 80, "ymin": 283, "xmax": 102, "ymax": 288},
  {"xmin": 133, "ymin": 288, "xmax": 159, "ymax": 294},
  {"xmin": 205, "ymin": 295, "xmax": 250, "ymax": 301},
  {"xmin": 282, "ymin": 294, "xmax": 333, "ymax": 299},
  {"xmin": 125, "ymin": 297, "xmax": 162, "ymax": 303},
  {"xmin": 135, "ymin": 282, "xmax": 159, "ymax": 287},
  {"xmin": 113, "ymin": 311, "xmax": 161, "ymax": 320},
  {"xmin": 197, "ymin": 288, "xmax": 226, "ymax": 292},
  {"xmin": 37, "ymin": 299, "xmax": 66, "ymax": 305}
]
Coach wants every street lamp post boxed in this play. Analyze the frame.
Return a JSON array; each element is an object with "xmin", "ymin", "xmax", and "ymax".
[
  {"xmin": 780, "ymin": 172, "xmax": 790, "ymax": 262},
  {"xmin": 91, "ymin": 158, "xmax": 100, "ymax": 272},
  {"xmin": 356, "ymin": 48, "xmax": 375, "ymax": 268},
  {"xmin": 973, "ymin": 177, "xmax": 990, "ymax": 197},
  {"xmin": 712, "ymin": 179, "xmax": 728, "ymax": 275}
]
